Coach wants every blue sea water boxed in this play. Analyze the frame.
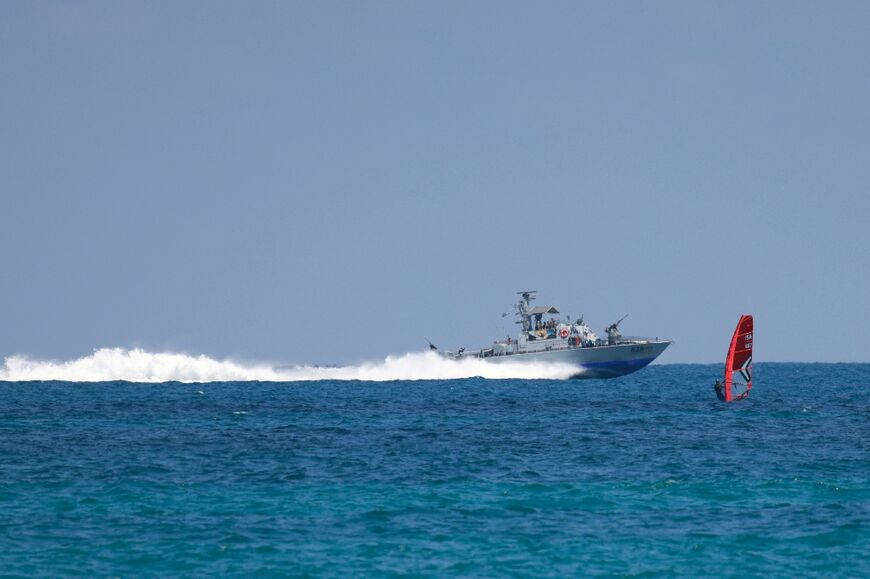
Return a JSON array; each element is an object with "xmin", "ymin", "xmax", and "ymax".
[{"xmin": 0, "ymin": 363, "xmax": 867, "ymax": 577}]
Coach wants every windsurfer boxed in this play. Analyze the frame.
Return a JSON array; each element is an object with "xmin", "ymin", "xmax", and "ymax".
[{"xmin": 714, "ymin": 379, "xmax": 726, "ymax": 402}]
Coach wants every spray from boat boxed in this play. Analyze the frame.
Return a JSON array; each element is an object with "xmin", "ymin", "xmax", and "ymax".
[{"xmin": 0, "ymin": 348, "xmax": 579, "ymax": 383}]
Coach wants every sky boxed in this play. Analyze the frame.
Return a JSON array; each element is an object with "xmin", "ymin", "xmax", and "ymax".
[{"xmin": 1, "ymin": 1, "xmax": 868, "ymax": 366}]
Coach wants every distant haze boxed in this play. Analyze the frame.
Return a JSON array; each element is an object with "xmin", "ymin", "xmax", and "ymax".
[{"xmin": 2, "ymin": 2, "xmax": 868, "ymax": 365}]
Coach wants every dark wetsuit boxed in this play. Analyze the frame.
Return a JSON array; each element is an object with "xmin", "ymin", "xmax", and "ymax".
[{"xmin": 714, "ymin": 381, "xmax": 726, "ymax": 402}]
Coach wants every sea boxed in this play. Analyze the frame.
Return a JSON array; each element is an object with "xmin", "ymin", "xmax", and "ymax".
[{"xmin": 1, "ymin": 362, "xmax": 867, "ymax": 577}]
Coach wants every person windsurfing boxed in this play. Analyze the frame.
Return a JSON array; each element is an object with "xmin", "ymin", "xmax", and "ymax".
[{"xmin": 714, "ymin": 379, "xmax": 726, "ymax": 402}]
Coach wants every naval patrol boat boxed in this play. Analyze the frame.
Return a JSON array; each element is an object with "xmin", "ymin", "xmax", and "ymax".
[{"xmin": 440, "ymin": 291, "xmax": 671, "ymax": 379}]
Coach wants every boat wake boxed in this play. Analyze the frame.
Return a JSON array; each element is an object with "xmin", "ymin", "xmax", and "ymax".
[{"xmin": 0, "ymin": 348, "xmax": 580, "ymax": 383}]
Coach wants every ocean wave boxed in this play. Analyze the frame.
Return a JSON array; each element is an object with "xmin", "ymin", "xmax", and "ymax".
[{"xmin": 0, "ymin": 348, "xmax": 579, "ymax": 383}]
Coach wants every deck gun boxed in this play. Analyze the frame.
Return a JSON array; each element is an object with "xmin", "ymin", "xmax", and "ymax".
[{"xmin": 605, "ymin": 314, "xmax": 629, "ymax": 345}]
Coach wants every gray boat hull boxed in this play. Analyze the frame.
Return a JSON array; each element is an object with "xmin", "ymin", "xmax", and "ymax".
[{"xmin": 476, "ymin": 340, "xmax": 671, "ymax": 379}]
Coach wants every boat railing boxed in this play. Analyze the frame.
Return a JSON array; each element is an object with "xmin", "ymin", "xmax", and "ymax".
[{"xmin": 616, "ymin": 335, "xmax": 665, "ymax": 343}]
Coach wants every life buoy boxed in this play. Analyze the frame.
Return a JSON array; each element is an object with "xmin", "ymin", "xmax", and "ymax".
[{"xmin": 559, "ymin": 328, "xmax": 569, "ymax": 338}]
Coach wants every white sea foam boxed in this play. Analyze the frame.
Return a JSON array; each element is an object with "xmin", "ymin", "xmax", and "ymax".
[{"xmin": 0, "ymin": 348, "xmax": 579, "ymax": 383}]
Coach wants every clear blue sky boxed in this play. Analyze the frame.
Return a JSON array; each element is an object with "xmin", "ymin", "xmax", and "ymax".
[{"xmin": 2, "ymin": 1, "xmax": 868, "ymax": 365}]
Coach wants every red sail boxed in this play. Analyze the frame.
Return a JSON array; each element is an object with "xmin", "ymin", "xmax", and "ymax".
[{"xmin": 724, "ymin": 315, "xmax": 753, "ymax": 402}]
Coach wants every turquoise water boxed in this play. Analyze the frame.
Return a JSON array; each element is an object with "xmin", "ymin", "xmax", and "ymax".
[{"xmin": 1, "ymin": 363, "xmax": 867, "ymax": 576}]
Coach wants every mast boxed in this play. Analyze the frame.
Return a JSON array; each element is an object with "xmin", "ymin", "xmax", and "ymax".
[{"xmin": 516, "ymin": 290, "xmax": 536, "ymax": 333}]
